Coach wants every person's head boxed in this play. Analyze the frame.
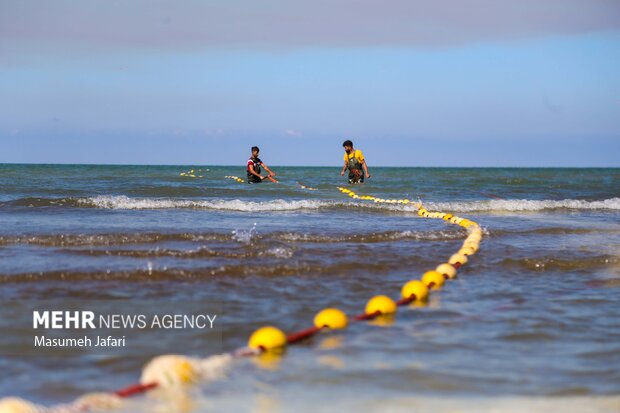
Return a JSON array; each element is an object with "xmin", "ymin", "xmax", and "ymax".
[
  {"xmin": 342, "ymin": 140, "xmax": 353, "ymax": 153},
  {"xmin": 251, "ymin": 146, "xmax": 260, "ymax": 157}
]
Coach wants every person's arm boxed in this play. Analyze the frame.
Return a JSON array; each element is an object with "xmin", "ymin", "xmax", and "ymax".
[
  {"xmin": 362, "ymin": 159, "xmax": 370, "ymax": 178},
  {"xmin": 261, "ymin": 163, "xmax": 275, "ymax": 177},
  {"xmin": 248, "ymin": 164, "xmax": 265, "ymax": 180},
  {"xmin": 341, "ymin": 160, "xmax": 348, "ymax": 176}
]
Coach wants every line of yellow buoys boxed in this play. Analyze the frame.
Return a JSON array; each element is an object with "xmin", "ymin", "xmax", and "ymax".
[
  {"xmin": 0, "ymin": 186, "xmax": 482, "ymax": 413},
  {"xmin": 180, "ymin": 168, "xmax": 209, "ymax": 178},
  {"xmin": 246, "ymin": 187, "xmax": 482, "ymax": 351},
  {"xmin": 224, "ymin": 175, "xmax": 245, "ymax": 183}
]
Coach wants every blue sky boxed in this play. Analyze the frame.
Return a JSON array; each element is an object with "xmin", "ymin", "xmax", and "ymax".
[{"xmin": 1, "ymin": 1, "xmax": 619, "ymax": 166}]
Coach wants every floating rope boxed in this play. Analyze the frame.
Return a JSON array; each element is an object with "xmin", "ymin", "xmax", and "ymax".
[
  {"xmin": 179, "ymin": 168, "xmax": 208, "ymax": 178},
  {"xmin": 0, "ymin": 186, "xmax": 482, "ymax": 413},
  {"xmin": 297, "ymin": 182, "xmax": 318, "ymax": 191},
  {"xmin": 224, "ymin": 175, "xmax": 245, "ymax": 183}
]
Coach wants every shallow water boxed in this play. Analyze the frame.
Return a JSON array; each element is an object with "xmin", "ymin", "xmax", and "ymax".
[{"xmin": 0, "ymin": 165, "xmax": 619, "ymax": 411}]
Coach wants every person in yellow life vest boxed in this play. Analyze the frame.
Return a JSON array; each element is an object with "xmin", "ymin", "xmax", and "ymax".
[{"xmin": 340, "ymin": 139, "xmax": 370, "ymax": 184}]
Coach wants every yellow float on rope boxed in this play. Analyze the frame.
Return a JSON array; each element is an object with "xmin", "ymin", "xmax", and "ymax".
[
  {"xmin": 436, "ymin": 263, "xmax": 457, "ymax": 279},
  {"xmin": 421, "ymin": 270, "xmax": 445, "ymax": 290},
  {"xmin": 449, "ymin": 253, "xmax": 468, "ymax": 266},
  {"xmin": 470, "ymin": 228, "xmax": 483, "ymax": 237},
  {"xmin": 0, "ymin": 398, "xmax": 39, "ymax": 413},
  {"xmin": 458, "ymin": 246, "xmax": 476, "ymax": 256},
  {"xmin": 463, "ymin": 242, "xmax": 479, "ymax": 253},
  {"xmin": 248, "ymin": 326, "xmax": 288, "ymax": 351},
  {"xmin": 401, "ymin": 280, "xmax": 429, "ymax": 302},
  {"xmin": 314, "ymin": 308, "xmax": 348, "ymax": 330},
  {"xmin": 466, "ymin": 232, "xmax": 481, "ymax": 240},
  {"xmin": 365, "ymin": 295, "xmax": 397, "ymax": 315},
  {"xmin": 140, "ymin": 355, "xmax": 198, "ymax": 387},
  {"xmin": 465, "ymin": 234, "xmax": 480, "ymax": 240}
]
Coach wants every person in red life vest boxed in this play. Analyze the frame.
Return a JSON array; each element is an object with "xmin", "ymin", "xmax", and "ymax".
[{"xmin": 247, "ymin": 146, "xmax": 276, "ymax": 184}]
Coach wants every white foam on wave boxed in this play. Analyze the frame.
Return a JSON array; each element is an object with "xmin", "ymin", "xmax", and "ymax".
[
  {"xmin": 426, "ymin": 198, "xmax": 620, "ymax": 212},
  {"xmin": 80, "ymin": 195, "xmax": 344, "ymax": 211},
  {"xmin": 78, "ymin": 195, "xmax": 620, "ymax": 213}
]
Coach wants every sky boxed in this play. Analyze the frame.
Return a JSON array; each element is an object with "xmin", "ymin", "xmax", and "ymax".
[{"xmin": 1, "ymin": 0, "xmax": 619, "ymax": 166}]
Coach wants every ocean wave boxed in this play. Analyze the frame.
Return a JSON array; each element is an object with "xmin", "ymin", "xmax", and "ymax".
[
  {"xmin": 79, "ymin": 195, "xmax": 346, "ymax": 211},
  {"xmin": 0, "ymin": 256, "xmax": 440, "ymax": 283},
  {"xmin": 2, "ymin": 195, "xmax": 619, "ymax": 213},
  {"xmin": 0, "ymin": 232, "xmax": 230, "ymax": 247},
  {"xmin": 0, "ymin": 196, "xmax": 345, "ymax": 211},
  {"xmin": 498, "ymin": 255, "xmax": 618, "ymax": 272},
  {"xmin": 426, "ymin": 198, "xmax": 620, "ymax": 212},
  {"xmin": 0, "ymin": 229, "xmax": 465, "ymax": 247},
  {"xmin": 87, "ymin": 195, "xmax": 620, "ymax": 213}
]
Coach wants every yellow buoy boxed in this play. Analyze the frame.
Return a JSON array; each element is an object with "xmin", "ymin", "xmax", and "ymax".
[
  {"xmin": 466, "ymin": 233, "xmax": 481, "ymax": 242},
  {"xmin": 463, "ymin": 242, "xmax": 479, "ymax": 253},
  {"xmin": 470, "ymin": 229, "xmax": 483, "ymax": 238},
  {"xmin": 458, "ymin": 246, "xmax": 476, "ymax": 256},
  {"xmin": 449, "ymin": 253, "xmax": 468, "ymax": 265},
  {"xmin": 464, "ymin": 238, "xmax": 480, "ymax": 246},
  {"xmin": 436, "ymin": 263, "xmax": 457, "ymax": 279},
  {"xmin": 248, "ymin": 326, "xmax": 287, "ymax": 351},
  {"xmin": 365, "ymin": 295, "xmax": 397, "ymax": 315},
  {"xmin": 75, "ymin": 393, "xmax": 123, "ymax": 410},
  {"xmin": 401, "ymin": 280, "xmax": 429, "ymax": 302},
  {"xmin": 0, "ymin": 398, "xmax": 39, "ymax": 413},
  {"xmin": 443, "ymin": 214, "xmax": 453, "ymax": 220},
  {"xmin": 314, "ymin": 308, "xmax": 348, "ymax": 330},
  {"xmin": 464, "ymin": 237, "xmax": 479, "ymax": 244},
  {"xmin": 140, "ymin": 355, "xmax": 198, "ymax": 387},
  {"xmin": 421, "ymin": 270, "xmax": 445, "ymax": 290}
]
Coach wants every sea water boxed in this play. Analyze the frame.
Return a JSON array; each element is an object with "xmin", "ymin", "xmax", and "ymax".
[{"xmin": 0, "ymin": 164, "xmax": 619, "ymax": 411}]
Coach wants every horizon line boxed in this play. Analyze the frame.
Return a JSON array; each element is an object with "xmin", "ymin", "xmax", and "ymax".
[{"xmin": 1, "ymin": 162, "xmax": 618, "ymax": 169}]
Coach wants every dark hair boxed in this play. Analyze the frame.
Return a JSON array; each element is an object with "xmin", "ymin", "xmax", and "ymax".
[
  {"xmin": 251, "ymin": 146, "xmax": 260, "ymax": 152},
  {"xmin": 342, "ymin": 140, "xmax": 353, "ymax": 147}
]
